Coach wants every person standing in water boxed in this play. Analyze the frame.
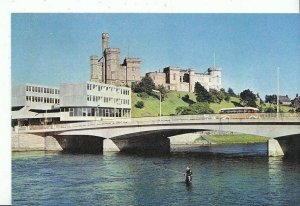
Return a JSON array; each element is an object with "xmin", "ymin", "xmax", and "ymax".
[{"xmin": 185, "ymin": 166, "xmax": 192, "ymax": 183}]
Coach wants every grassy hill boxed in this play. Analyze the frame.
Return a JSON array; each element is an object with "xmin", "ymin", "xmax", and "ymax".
[
  {"xmin": 132, "ymin": 91, "xmax": 241, "ymax": 118},
  {"xmin": 131, "ymin": 91, "xmax": 295, "ymax": 118}
]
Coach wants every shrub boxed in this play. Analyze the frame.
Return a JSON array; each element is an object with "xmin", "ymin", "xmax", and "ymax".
[{"xmin": 135, "ymin": 101, "xmax": 144, "ymax": 109}]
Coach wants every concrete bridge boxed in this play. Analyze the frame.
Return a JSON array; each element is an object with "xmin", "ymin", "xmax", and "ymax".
[{"xmin": 17, "ymin": 113, "xmax": 300, "ymax": 157}]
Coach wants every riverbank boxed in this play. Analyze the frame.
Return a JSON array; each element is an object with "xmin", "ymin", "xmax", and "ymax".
[
  {"xmin": 196, "ymin": 134, "xmax": 269, "ymax": 144},
  {"xmin": 170, "ymin": 132, "xmax": 268, "ymax": 145}
]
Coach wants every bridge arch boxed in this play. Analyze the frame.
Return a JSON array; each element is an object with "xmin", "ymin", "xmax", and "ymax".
[{"xmin": 53, "ymin": 134, "xmax": 105, "ymax": 154}]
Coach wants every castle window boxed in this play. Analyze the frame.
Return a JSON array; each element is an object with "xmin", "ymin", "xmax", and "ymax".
[{"xmin": 173, "ymin": 73, "xmax": 176, "ymax": 80}]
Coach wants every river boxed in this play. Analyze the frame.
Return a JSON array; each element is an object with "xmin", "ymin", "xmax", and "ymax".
[{"xmin": 12, "ymin": 144, "xmax": 300, "ymax": 206}]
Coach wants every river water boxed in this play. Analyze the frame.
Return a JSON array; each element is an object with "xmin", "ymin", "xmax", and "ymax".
[{"xmin": 12, "ymin": 144, "xmax": 300, "ymax": 206}]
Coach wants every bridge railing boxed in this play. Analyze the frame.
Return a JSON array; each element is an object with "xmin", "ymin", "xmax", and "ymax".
[{"xmin": 18, "ymin": 112, "xmax": 300, "ymax": 132}]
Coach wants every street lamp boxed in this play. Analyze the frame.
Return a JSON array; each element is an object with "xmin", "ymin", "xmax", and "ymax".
[
  {"xmin": 276, "ymin": 67, "xmax": 280, "ymax": 118},
  {"xmin": 152, "ymin": 89, "xmax": 161, "ymax": 121},
  {"xmin": 95, "ymin": 104, "xmax": 100, "ymax": 123}
]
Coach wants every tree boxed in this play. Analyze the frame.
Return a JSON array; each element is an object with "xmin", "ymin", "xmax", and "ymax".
[
  {"xmin": 175, "ymin": 106, "xmax": 186, "ymax": 115},
  {"xmin": 182, "ymin": 94, "xmax": 195, "ymax": 105},
  {"xmin": 227, "ymin": 88, "xmax": 236, "ymax": 97},
  {"xmin": 210, "ymin": 89, "xmax": 225, "ymax": 103},
  {"xmin": 263, "ymin": 106, "xmax": 276, "ymax": 113},
  {"xmin": 134, "ymin": 76, "xmax": 155, "ymax": 94},
  {"xmin": 194, "ymin": 82, "xmax": 211, "ymax": 102},
  {"xmin": 175, "ymin": 102, "xmax": 214, "ymax": 115},
  {"xmin": 156, "ymin": 84, "xmax": 168, "ymax": 101},
  {"xmin": 131, "ymin": 82, "xmax": 138, "ymax": 92},
  {"xmin": 265, "ymin": 94, "xmax": 277, "ymax": 104},
  {"xmin": 240, "ymin": 89, "xmax": 257, "ymax": 107}
]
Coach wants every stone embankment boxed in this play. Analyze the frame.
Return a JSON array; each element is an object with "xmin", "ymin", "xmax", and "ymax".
[{"xmin": 12, "ymin": 132, "xmax": 62, "ymax": 152}]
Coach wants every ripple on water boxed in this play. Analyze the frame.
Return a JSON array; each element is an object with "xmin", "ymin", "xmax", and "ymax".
[{"xmin": 12, "ymin": 144, "xmax": 300, "ymax": 205}]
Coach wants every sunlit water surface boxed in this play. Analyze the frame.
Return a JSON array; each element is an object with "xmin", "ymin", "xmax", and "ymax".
[{"xmin": 13, "ymin": 144, "xmax": 300, "ymax": 206}]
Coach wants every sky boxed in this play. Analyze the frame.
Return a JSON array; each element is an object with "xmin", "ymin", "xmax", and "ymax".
[{"xmin": 12, "ymin": 13, "xmax": 300, "ymax": 99}]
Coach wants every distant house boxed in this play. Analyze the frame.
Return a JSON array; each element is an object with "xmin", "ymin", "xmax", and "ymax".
[
  {"xmin": 279, "ymin": 95, "xmax": 292, "ymax": 106},
  {"xmin": 294, "ymin": 96, "xmax": 300, "ymax": 112}
]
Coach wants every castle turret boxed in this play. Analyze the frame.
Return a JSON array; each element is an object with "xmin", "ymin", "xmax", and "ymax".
[{"xmin": 102, "ymin": 33, "xmax": 109, "ymax": 54}]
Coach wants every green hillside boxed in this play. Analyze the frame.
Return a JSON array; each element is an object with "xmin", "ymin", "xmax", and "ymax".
[
  {"xmin": 131, "ymin": 91, "xmax": 295, "ymax": 118},
  {"xmin": 132, "ymin": 91, "xmax": 239, "ymax": 118}
]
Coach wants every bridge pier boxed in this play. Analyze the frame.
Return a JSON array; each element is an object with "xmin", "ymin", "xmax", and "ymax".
[
  {"xmin": 103, "ymin": 139, "xmax": 120, "ymax": 152},
  {"xmin": 276, "ymin": 134, "xmax": 300, "ymax": 159},
  {"xmin": 112, "ymin": 136, "xmax": 171, "ymax": 154},
  {"xmin": 268, "ymin": 139, "xmax": 284, "ymax": 157}
]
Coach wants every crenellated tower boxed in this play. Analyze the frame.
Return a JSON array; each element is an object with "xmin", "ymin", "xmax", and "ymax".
[{"xmin": 90, "ymin": 33, "xmax": 141, "ymax": 86}]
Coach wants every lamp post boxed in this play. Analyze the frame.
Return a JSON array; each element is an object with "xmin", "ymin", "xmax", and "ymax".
[
  {"xmin": 152, "ymin": 89, "xmax": 161, "ymax": 121},
  {"xmin": 95, "ymin": 104, "xmax": 100, "ymax": 124},
  {"xmin": 276, "ymin": 67, "xmax": 280, "ymax": 118}
]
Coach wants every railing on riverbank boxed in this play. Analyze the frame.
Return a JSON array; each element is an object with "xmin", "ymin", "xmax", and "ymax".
[{"xmin": 16, "ymin": 112, "xmax": 300, "ymax": 132}]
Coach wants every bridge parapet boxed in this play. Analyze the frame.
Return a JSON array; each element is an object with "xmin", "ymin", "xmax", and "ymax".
[{"xmin": 16, "ymin": 112, "xmax": 300, "ymax": 133}]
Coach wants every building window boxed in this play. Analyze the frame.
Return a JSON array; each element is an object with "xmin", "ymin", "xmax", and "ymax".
[
  {"xmin": 87, "ymin": 108, "xmax": 92, "ymax": 116},
  {"xmin": 69, "ymin": 108, "xmax": 74, "ymax": 116}
]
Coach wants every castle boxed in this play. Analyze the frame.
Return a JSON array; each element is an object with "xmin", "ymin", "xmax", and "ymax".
[
  {"xmin": 146, "ymin": 66, "xmax": 221, "ymax": 92},
  {"xmin": 90, "ymin": 33, "xmax": 141, "ymax": 86},
  {"xmin": 90, "ymin": 33, "xmax": 222, "ymax": 92}
]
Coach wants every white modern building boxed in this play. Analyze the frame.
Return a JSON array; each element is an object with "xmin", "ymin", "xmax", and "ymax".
[
  {"xmin": 12, "ymin": 81, "xmax": 132, "ymax": 126},
  {"xmin": 59, "ymin": 81, "xmax": 131, "ymax": 121},
  {"xmin": 12, "ymin": 83, "xmax": 60, "ymax": 126},
  {"xmin": 12, "ymin": 83, "xmax": 60, "ymax": 109}
]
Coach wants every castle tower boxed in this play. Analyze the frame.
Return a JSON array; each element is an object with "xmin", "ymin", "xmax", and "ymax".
[
  {"xmin": 102, "ymin": 33, "xmax": 109, "ymax": 83},
  {"xmin": 207, "ymin": 67, "xmax": 222, "ymax": 91},
  {"xmin": 102, "ymin": 33, "xmax": 109, "ymax": 55},
  {"xmin": 104, "ymin": 48, "xmax": 121, "ymax": 85},
  {"xmin": 90, "ymin": 55, "xmax": 101, "ymax": 83}
]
